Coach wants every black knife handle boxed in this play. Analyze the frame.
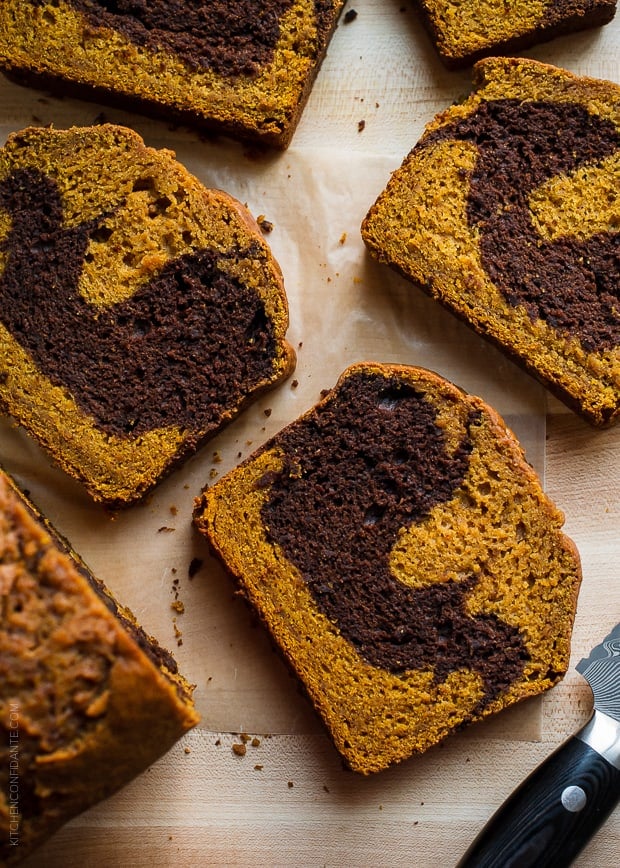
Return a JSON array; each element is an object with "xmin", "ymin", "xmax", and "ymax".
[{"xmin": 456, "ymin": 735, "xmax": 620, "ymax": 867}]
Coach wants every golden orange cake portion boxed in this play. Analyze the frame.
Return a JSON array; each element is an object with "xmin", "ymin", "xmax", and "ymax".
[
  {"xmin": 0, "ymin": 467, "xmax": 199, "ymax": 864},
  {"xmin": 194, "ymin": 362, "xmax": 582, "ymax": 774},
  {"xmin": 362, "ymin": 58, "xmax": 620, "ymax": 427},
  {"xmin": 413, "ymin": 0, "xmax": 617, "ymax": 69},
  {"xmin": 0, "ymin": 124, "xmax": 295, "ymax": 507},
  {"xmin": 0, "ymin": 1, "xmax": 345, "ymax": 148}
]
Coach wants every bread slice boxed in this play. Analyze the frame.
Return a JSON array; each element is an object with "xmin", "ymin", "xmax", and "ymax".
[
  {"xmin": 362, "ymin": 58, "xmax": 620, "ymax": 427},
  {"xmin": 413, "ymin": 0, "xmax": 617, "ymax": 69},
  {"xmin": 0, "ymin": 1, "xmax": 345, "ymax": 148},
  {"xmin": 0, "ymin": 124, "xmax": 295, "ymax": 507},
  {"xmin": 0, "ymin": 467, "xmax": 199, "ymax": 864},
  {"xmin": 193, "ymin": 362, "xmax": 582, "ymax": 774}
]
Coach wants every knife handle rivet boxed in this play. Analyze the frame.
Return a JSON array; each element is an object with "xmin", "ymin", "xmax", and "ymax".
[{"xmin": 561, "ymin": 785, "xmax": 587, "ymax": 812}]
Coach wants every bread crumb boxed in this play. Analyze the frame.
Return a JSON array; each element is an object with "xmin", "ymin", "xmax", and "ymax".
[
  {"xmin": 171, "ymin": 600, "xmax": 185, "ymax": 614},
  {"xmin": 256, "ymin": 215, "xmax": 274, "ymax": 233},
  {"xmin": 172, "ymin": 617, "xmax": 183, "ymax": 646},
  {"xmin": 232, "ymin": 742, "xmax": 247, "ymax": 757},
  {"xmin": 188, "ymin": 557, "xmax": 203, "ymax": 579},
  {"xmin": 358, "ymin": 119, "xmax": 366, "ymax": 132},
  {"xmin": 344, "ymin": 8, "xmax": 358, "ymax": 23},
  {"xmin": 339, "ymin": 232, "xmax": 347, "ymax": 245}
]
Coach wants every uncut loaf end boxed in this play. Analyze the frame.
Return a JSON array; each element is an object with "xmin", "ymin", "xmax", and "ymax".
[{"xmin": 0, "ymin": 467, "xmax": 199, "ymax": 864}]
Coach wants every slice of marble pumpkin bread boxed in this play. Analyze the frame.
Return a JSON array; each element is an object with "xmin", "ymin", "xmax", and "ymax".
[
  {"xmin": 0, "ymin": 124, "xmax": 295, "ymax": 507},
  {"xmin": 0, "ymin": 0, "xmax": 345, "ymax": 148},
  {"xmin": 193, "ymin": 362, "xmax": 582, "ymax": 774},
  {"xmin": 0, "ymin": 467, "xmax": 199, "ymax": 864},
  {"xmin": 412, "ymin": 0, "xmax": 617, "ymax": 69},
  {"xmin": 362, "ymin": 57, "xmax": 620, "ymax": 427}
]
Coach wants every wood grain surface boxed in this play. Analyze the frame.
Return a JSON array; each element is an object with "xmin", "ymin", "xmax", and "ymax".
[{"xmin": 0, "ymin": 1, "xmax": 618, "ymax": 865}]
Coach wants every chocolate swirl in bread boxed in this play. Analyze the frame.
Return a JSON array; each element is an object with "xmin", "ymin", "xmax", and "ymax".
[
  {"xmin": 55, "ymin": 0, "xmax": 294, "ymax": 76},
  {"xmin": 424, "ymin": 99, "xmax": 620, "ymax": 353},
  {"xmin": 261, "ymin": 371, "xmax": 527, "ymax": 700},
  {"xmin": 0, "ymin": 166, "xmax": 277, "ymax": 438}
]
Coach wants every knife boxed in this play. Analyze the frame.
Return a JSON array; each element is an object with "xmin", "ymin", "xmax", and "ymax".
[{"xmin": 457, "ymin": 622, "xmax": 620, "ymax": 867}]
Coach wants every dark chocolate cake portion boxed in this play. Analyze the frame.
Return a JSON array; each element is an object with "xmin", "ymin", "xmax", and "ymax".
[{"xmin": 60, "ymin": 0, "xmax": 295, "ymax": 77}]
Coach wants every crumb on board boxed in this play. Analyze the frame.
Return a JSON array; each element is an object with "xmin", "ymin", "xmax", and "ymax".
[
  {"xmin": 171, "ymin": 600, "xmax": 185, "ymax": 614},
  {"xmin": 232, "ymin": 742, "xmax": 247, "ymax": 757},
  {"xmin": 172, "ymin": 618, "xmax": 183, "ymax": 646},
  {"xmin": 339, "ymin": 232, "xmax": 347, "ymax": 245},
  {"xmin": 358, "ymin": 119, "xmax": 366, "ymax": 132},
  {"xmin": 188, "ymin": 557, "xmax": 203, "ymax": 579},
  {"xmin": 344, "ymin": 8, "xmax": 358, "ymax": 22},
  {"xmin": 256, "ymin": 214, "xmax": 274, "ymax": 233}
]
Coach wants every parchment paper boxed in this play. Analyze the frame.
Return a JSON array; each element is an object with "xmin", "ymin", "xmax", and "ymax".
[{"xmin": 0, "ymin": 92, "xmax": 545, "ymax": 739}]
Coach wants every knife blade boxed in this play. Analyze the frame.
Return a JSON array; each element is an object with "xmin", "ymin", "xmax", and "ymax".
[{"xmin": 456, "ymin": 622, "xmax": 620, "ymax": 867}]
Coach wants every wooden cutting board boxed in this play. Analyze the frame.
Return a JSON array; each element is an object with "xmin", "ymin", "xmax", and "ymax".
[{"xmin": 0, "ymin": 2, "xmax": 618, "ymax": 864}]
